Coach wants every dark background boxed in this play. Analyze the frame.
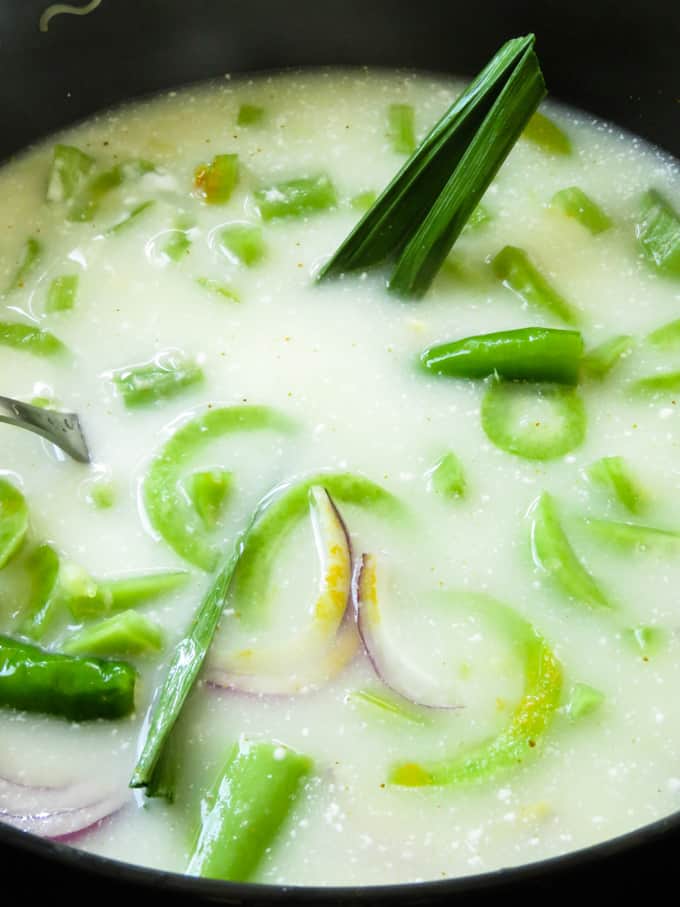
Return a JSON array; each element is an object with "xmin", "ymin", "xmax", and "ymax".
[{"xmin": 1, "ymin": 0, "xmax": 679, "ymax": 903}]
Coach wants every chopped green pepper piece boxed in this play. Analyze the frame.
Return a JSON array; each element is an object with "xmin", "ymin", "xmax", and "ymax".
[
  {"xmin": 551, "ymin": 187, "xmax": 612, "ymax": 234},
  {"xmin": 237, "ymin": 104, "xmax": 265, "ymax": 126},
  {"xmin": 583, "ymin": 518, "xmax": 680, "ymax": 553},
  {"xmin": 632, "ymin": 371, "xmax": 680, "ymax": 397},
  {"xmin": 522, "ymin": 111, "xmax": 572, "ymax": 155},
  {"xmin": 350, "ymin": 688, "xmax": 430, "ymax": 726},
  {"xmin": 624, "ymin": 624, "xmax": 666, "ymax": 656},
  {"xmin": 68, "ymin": 159, "xmax": 155, "ymax": 222},
  {"xmin": 111, "ymin": 351, "xmax": 203, "ymax": 408},
  {"xmin": 581, "ymin": 335, "xmax": 634, "ymax": 380},
  {"xmin": 387, "ymin": 103, "xmax": 417, "ymax": 155},
  {"xmin": 163, "ymin": 216, "xmax": 194, "ymax": 262},
  {"xmin": 219, "ymin": 224, "xmax": 266, "ymax": 266},
  {"xmin": 196, "ymin": 277, "xmax": 240, "ymax": 302},
  {"xmin": 187, "ymin": 470, "xmax": 234, "ymax": 530},
  {"xmin": 647, "ymin": 318, "xmax": 680, "ymax": 349},
  {"xmin": 46, "ymin": 274, "xmax": 79, "ymax": 313},
  {"xmin": 86, "ymin": 477, "xmax": 116, "ymax": 509},
  {"xmin": 565, "ymin": 682, "xmax": 604, "ymax": 721},
  {"xmin": 65, "ymin": 568, "xmax": 189, "ymax": 621},
  {"xmin": 0, "ymin": 322, "xmax": 66, "ymax": 357},
  {"xmin": 430, "ymin": 451, "xmax": 466, "ymax": 499},
  {"xmin": 586, "ymin": 456, "xmax": 646, "ymax": 514},
  {"xmin": 106, "ymin": 200, "xmax": 155, "ymax": 235},
  {"xmin": 63, "ymin": 610, "xmax": 163, "ymax": 658},
  {"xmin": 351, "ymin": 190, "xmax": 378, "ymax": 213},
  {"xmin": 194, "ymin": 154, "xmax": 239, "ymax": 204},
  {"xmin": 0, "ymin": 634, "xmax": 136, "ymax": 721},
  {"xmin": 255, "ymin": 174, "xmax": 337, "ymax": 221},
  {"xmin": 636, "ymin": 188, "xmax": 680, "ymax": 278},
  {"xmin": 46, "ymin": 144, "xmax": 95, "ymax": 203},
  {"xmin": 4, "ymin": 238, "xmax": 42, "ymax": 294},
  {"xmin": 492, "ymin": 245, "xmax": 578, "ymax": 324},
  {"xmin": 0, "ymin": 479, "xmax": 28, "ymax": 569},
  {"xmin": 187, "ymin": 740, "xmax": 312, "ymax": 882}
]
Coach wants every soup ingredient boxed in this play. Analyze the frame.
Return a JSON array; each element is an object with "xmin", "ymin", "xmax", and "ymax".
[
  {"xmin": 188, "ymin": 740, "xmax": 312, "ymax": 882},
  {"xmin": 565, "ymin": 682, "xmax": 605, "ymax": 721},
  {"xmin": 0, "ymin": 322, "xmax": 66, "ymax": 358},
  {"xmin": 481, "ymin": 380, "xmax": 586, "ymax": 460},
  {"xmin": 194, "ymin": 154, "xmax": 239, "ymax": 205},
  {"xmin": 522, "ymin": 110, "xmax": 572, "ymax": 155},
  {"xmin": 254, "ymin": 174, "xmax": 337, "ymax": 221},
  {"xmin": 46, "ymin": 274, "xmax": 79, "ymax": 313},
  {"xmin": 39, "ymin": 0, "xmax": 103, "ymax": 34},
  {"xmin": 318, "ymin": 35, "xmax": 545, "ymax": 298},
  {"xmin": 429, "ymin": 451, "xmax": 466, "ymax": 499},
  {"xmin": 647, "ymin": 317, "xmax": 680, "ymax": 348},
  {"xmin": 17, "ymin": 544, "xmax": 61, "ymax": 639},
  {"xmin": 4, "ymin": 238, "xmax": 42, "ymax": 294},
  {"xmin": 111, "ymin": 351, "xmax": 204, "ymax": 409},
  {"xmin": 219, "ymin": 224, "xmax": 266, "ymax": 266},
  {"xmin": 63, "ymin": 610, "xmax": 164, "ymax": 657},
  {"xmin": 0, "ymin": 478, "xmax": 28, "ymax": 569},
  {"xmin": 187, "ymin": 470, "xmax": 233, "ymax": 530},
  {"xmin": 348, "ymin": 688, "xmax": 431, "ymax": 725},
  {"xmin": 530, "ymin": 492, "xmax": 611, "ymax": 609},
  {"xmin": 0, "ymin": 635, "xmax": 136, "ymax": 721},
  {"xmin": 492, "ymin": 245, "xmax": 578, "ymax": 324},
  {"xmin": 582, "ymin": 518, "xmax": 680, "ymax": 553},
  {"xmin": 237, "ymin": 104, "xmax": 264, "ymax": 126},
  {"xmin": 419, "ymin": 327, "xmax": 583, "ymax": 385},
  {"xmin": 106, "ymin": 200, "xmax": 155, "ymax": 236},
  {"xmin": 550, "ymin": 187, "xmax": 612, "ymax": 234},
  {"xmin": 68, "ymin": 159, "xmax": 155, "ymax": 222},
  {"xmin": 635, "ymin": 189, "xmax": 680, "ymax": 278},
  {"xmin": 581, "ymin": 335, "xmax": 635, "ymax": 380},
  {"xmin": 387, "ymin": 103, "xmax": 417, "ymax": 155},
  {"xmin": 46, "ymin": 144, "xmax": 95, "ymax": 203},
  {"xmin": 389, "ymin": 591, "xmax": 562, "ymax": 786},
  {"xmin": 632, "ymin": 371, "xmax": 680, "ymax": 396},
  {"xmin": 586, "ymin": 456, "xmax": 646, "ymax": 514}
]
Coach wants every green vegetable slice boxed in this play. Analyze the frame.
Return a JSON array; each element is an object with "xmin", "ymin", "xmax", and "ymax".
[
  {"xmin": 522, "ymin": 111, "xmax": 572, "ymax": 155},
  {"xmin": 550, "ymin": 186, "xmax": 612, "ymax": 234},
  {"xmin": 0, "ymin": 478, "xmax": 29, "ymax": 569},
  {"xmin": 586, "ymin": 456, "xmax": 646, "ymax": 514},
  {"xmin": 582, "ymin": 518, "xmax": 680, "ymax": 553},
  {"xmin": 144, "ymin": 405, "xmax": 295, "ymax": 571},
  {"xmin": 390, "ymin": 591, "xmax": 562, "ymax": 787},
  {"xmin": 187, "ymin": 740, "xmax": 312, "ymax": 882},
  {"xmin": 565, "ymin": 682, "xmax": 604, "ymax": 721},
  {"xmin": 46, "ymin": 144, "xmax": 95, "ymax": 203},
  {"xmin": 187, "ymin": 470, "xmax": 234, "ymax": 530},
  {"xmin": 636, "ymin": 188, "xmax": 680, "ymax": 278},
  {"xmin": 17, "ymin": 544, "xmax": 61, "ymax": 640},
  {"xmin": 387, "ymin": 103, "xmax": 416, "ymax": 155},
  {"xmin": 66, "ymin": 568, "xmax": 189, "ymax": 621},
  {"xmin": 196, "ymin": 277, "xmax": 240, "ymax": 301},
  {"xmin": 349, "ymin": 688, "xmax": 431, "ymax": 726},
  {"xmin": 237, "ymin": 104, "xmax": 265, "ymax": 127},
  {"xmin": 492, "ymin": 245, "xmax": 578, "ymax": 324},
  {"xmin": 0, "ymin": 322, "xmax": 66, "ymax": 357},
  {"xmin": 4, "ymin": 238, "xmax": 42, "ymax": 294},
  {"xmin": 632, "ymin": 371, "xmax": 680, "ymax": 396},
  {"xmin": 106, "ymin": 200, "xmax": 155, "ymax": 235},
  {"xmin": 194, "ymin": 154, "xmax": 239, "ymax": 204},
  {"xmin": 63, "ymin": 610, "xmax": 163, "ymax": 657},
  {"xmin": 219, "ymin": 224, "xmax": 266, "ymax": 266},
  {"xmin": 647, "ymin": 317, "xmax": 680, "ymax": 349},
  {"xmin": 164, "ymin": 215, "xmax": 194, "ymax": 262},
  {"xmin": 46, "ymin": 274, "xmax": 79, "ymax": 313},
  {"xmin": 420, "ymin": 327, "xmax": 583, "ymax": 385},
  {"xmin": 254, "ymin": 174, "xmax": 337, "ymax": 221},
  {"xmin": 581, "ymin": 335, "xmax": 634, "ymax": 380},
  {"xmin": 530, "ymin": 492, "xmax": 611, "ymax": 609},
  {"xmin": 481, "ymin": 380, "xmax": 586, "ymax": 460},
  {"xmin": 68, "ymin": 159, "xmax": 155, "ymax": 222},
  {"xmin": 429, "ymin": 451, "xmax": 466, "ymax": 499},
  {"xmin": 111, "ymin": 351, "xmax": 204, "ymax": 408}
]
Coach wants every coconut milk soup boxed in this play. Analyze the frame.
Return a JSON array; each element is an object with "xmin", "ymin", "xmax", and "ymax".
[{"xmin": 1, "ymin": 68, "xmax": 680, "ymax": 886}]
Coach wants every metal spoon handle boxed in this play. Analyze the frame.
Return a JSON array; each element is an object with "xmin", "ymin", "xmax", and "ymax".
[{"xmin": 0, "ymin": 395, "xmax": 91, "ymax": 463}]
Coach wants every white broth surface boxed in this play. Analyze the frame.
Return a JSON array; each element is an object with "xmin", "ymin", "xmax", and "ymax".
[{"xmin": 1, "ymin": 69, "xmax": 680, "ymax": 885}]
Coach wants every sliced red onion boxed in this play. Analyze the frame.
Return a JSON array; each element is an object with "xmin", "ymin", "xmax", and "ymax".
[
  {"xmin": 206, "ymin": 485, "xmax": 358, "ymax": 695},
  {"xmin": 353, "ymin": 553, "xmax": 460, "ymax": 710},
  {"xmin": 0, "ymin": 773, "xmax": 128, "ymax": 840}
]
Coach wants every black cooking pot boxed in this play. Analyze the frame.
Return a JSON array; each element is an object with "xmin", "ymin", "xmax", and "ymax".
[{"xmin": 1, "ymin": 0, "xmax": 679, "ymax": 903}]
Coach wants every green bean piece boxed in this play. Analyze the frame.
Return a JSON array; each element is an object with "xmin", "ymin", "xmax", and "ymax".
[
  {"xmin": 0, "ymin": 634, "xmax": 136, "ymax": 721},
  {"xmin": 106, "ymin": 200, "xmax": 155, "ymax": 235},
  {"xmin": 63, "ymin": 610, "xmax": 163, "ymax": 658},
  {"xmin": 492, "ymin": 245, "xmax": 578, "ymax": 324},
  {"xmin": 237, "ymin": 104, "xmax": 264, "ymax": 126},
  {"xmin": 420, "ymin": 327, "xmax": 583, "ymax": 385},
  {"xmin": 68, "ymin": 159, "xmax": 155, "ymax": 222},
  {"xmin": 46, "ymin": 144, "xmax": 95, "ymax": 203},
  {"xmin": 188, "ymin": 740, "xmax": 312, "ymax": 882},
  {"xmin": 255, "ymin": 174, "xmax": 337, "ymax": 221},
  {"xmin": 144, "ymin": 405, "xmax": 295, "ymax": 571},
  {"xmin": 46, "ymin": 274, "xmax": 79, "ymax": 313},
  {"xmin": 565, "ymin": 683, "xmax": 605, "ymax": 721},
  {"xmin": 219, "ymin": 224, "xmax": 266, "ymax": 266},
  {"xmin": 233, "ymin": 472, "xmax": 406, "ymax": 628},
  {"xmin": 647, "ymin": 318, "xmax": 680, "ymax": 349},
  {"xmin": 464, "ymin": 203, "xmax": 492, "ymax": 232},
  {"xmin": 111, "ymin": 352, "xmax": 204, "ymax": 409},
  {"xmin": 164, "ymin": 216, "xmax": 194, "ymax": 262},
  {"xmin": 195, "ymin": 277, "xmax": 240, "ymax": 302},
  {"xmin": 67, "ymin": 569, "xmax": 189, "ymax": 621},
  {"xmin": 349, "ymin": 688, "xmax": 430, "ymax": 726},
  {"xmin": 481, "ymin": 380, "xmax": 586, "ymax": 460},
  {"xmin": 390, "ymin": 592, "xmax": 562, "ymax": 787},
  {"xmin": 194, "ymin": 154, "xmax": 239, "ymax": 205},
  {"xmin": 351, "ymin": 190, "xmax": 378, "ymax": 213},
  {"xmin": 130, "ymin": 508, "xmax": 260, "ymax": 788},
  {"xmin": 4, "ymin": 238, "xmax": 42, "ymax": 294},
  {"xmin": 59, "ymin": 562, "xmax": 102, "ymax": 620},
  {"xmin": 530, "ymin": 492, "xmax": 611, "ymax": 609},
  {"xmin": 582, "ymin": 518, "xmax": 680, "ymax": 553},
  {"xmin": 636, "ymin": 188, "xmax": 680, "ymax": 278},
  {"xmin": 187, "ymin": 470, "xmax": 234, "ymax": 530},
  {"xmin": 550, "ymin": 187, "xmax": 612, "ymax": 234},
  {"xmin": 0, "ymin": 479, "xmax": 28, "ymax": 569},
  {"xmin": 0, "ymin": 322, "xmax": 66, "ymax": 357},
  {"xmin": 581, "ymin": 334, "xmax": 634, "ymax": 380},
  {"xmin": 522, "ymin": 111, "xmax": 572, "ymax": 155},
  {"xmin": 624, "ymin": 624, "xmax": 665, "ymax": 656},
  {"xmin": 586, "ymin": 456, "xmax": 646, "ymax": 514},
  {"xmin": 387, "ymin": 103, "xmax": 417, "ymax": 155},
  {"xmin": 17, "ymin": 544, "xmax": 61, "ymax": 640},
  {"xmin": 430, "ymin": 451, "xmax": 466, "ymax": 499},
  {"xmin": 632, "ymin": 371, "xmax": 680, "ymax": 397}
]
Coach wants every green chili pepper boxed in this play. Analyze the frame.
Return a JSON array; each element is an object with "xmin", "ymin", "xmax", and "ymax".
[
  {"xmin": 429, "ymin": 451, "xmax": 466, "ymax": 499},
  {"xmin": 420, "ymin": 327, "xmax": 583, "ymax": 385},
  {"xmin": 143, "ymin": 405, "xmax": 295, "ymax": 571},
  {"xmin": 46, "ymin": 144, "xmax": 95, "ymax": 203},
  {"xmin": 0, "ymin": 634, "xmax": 136, "ymax": 721},
  {"xmin": 581, "ymin": 335, "xmax": 634, "ymax": 380},
  {"xmin": 586, "ymin": 456, "xmax": 646, "ymax": 514},
  {"xmin": 188, "ymin": 740, "xmax": 312, "ymax": 882},
  {"xmin": 194, "ymin": 154, "xmax": 239, "ymax": 204},
  {"xmin": 522, "ymin": 111, "xmax": 572, "ymax": 155},
  {"xmin": 255, "ymin": 174, "xmax": 337, "ymax": 221},
  {"xmin": 636, "ymin": 188, "xmax": 680, "ymax": 278},
  {"xmin": 390, "ymin": 591, "xmax": 562, "ymax": 786},
  {"xmin": 550, "ymin": 187, "xmax": 612, "ymax": 234},
  {"xmin": 46, "ymin": 274, "xmax": 79, "ymax": 313},
  {"xmin": 492, "ymin": 245, "xmax": 578, "ymax": 324},
  {"xmin": 63, "ymin": 610, "xmax": 164, "ymax": 658},
  {"xmin": 530, "ymin": 492, "xmax": 611, "ymax": 609},
  {"xmin": 387, "ymin": 103, "xmax": 417, "ymax": 155},
  {"xmin": 0, "ymin": 322, "xmax": 66, "ymax": 357},
  {"xmin": 163, "ymin": 215, "xmax": 194, "ymax": 262},
  {"xmin": 66, "ymin": 568, "xmax": 189, "ymax": 621},
  {"xmin": 111, "ymin": 351, "xmax": 204, "ymax": 408},
  {"xmin": 0, "ymin": 478, "xmax": 28, "ymax": 569}
]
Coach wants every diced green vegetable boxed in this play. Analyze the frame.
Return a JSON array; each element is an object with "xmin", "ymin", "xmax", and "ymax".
[
  {"xmin": 387, "ymin": 103, "xmax": 416, "ymax": 155},
  {"xmin": 219, "ymin": 224, "xmax": 266, "ymax": 266},
  {"xmin": 255, "ymin": 174, "xmax": 337, "ymax": 221},
  {"xmin": 430, "ymin": 451, "xmax": 466, "ymax": 499},
  {"xmin": 464, "ymin": 203, "xmax": 492, "ymax": 231},
  {"xmin": 551, "ymin": 187, "xmax": 612, "ymax": 234},
  {"xmin": 624, "ymin": 624, "xmax": 665, "ymax": 656},
  {"xmin": 145, "ymin": 730, "xmax": 179, "ymax": 802},
  {"xmin": 17, "ymin": 544, "xmax": 61, "ymax": 640},
  {"xmin": 98, "ymin": 571, "xmax": 189, "ymax": 612},
  {"xmin": 106, "ymin": 200, "xmax": 155, "ymax": 235},
  {"xmin": 481, "ymin": 380, "xmax": 586, "ymax": 460},
  {"xmin": 187, "ymin": 741, "xmax": 312, "ymax": 882},
  {"xmin": 46, "ymin": 144, "xmax": 95, "ymax": 203},
  {"xmin": 111, "ymin": 352, "xmax": 204, "ymax": 408},
  {"xmin": 565, "ymin": 683, "xmax": 605, "ymax": 721},
  {"xmin": 0, "ymin": 634, "xmax": 136, "ymax": 721},
  {"xmin": 4, "ymin": 238, "xmax": 42, "ymax": 294},
  {"xmin": 647, "ymin": 318, "xmax": 680, "ymax": 349},
  {"xmin": 492, "ymin": 245, "xmax": 578, "ymax": 324},
  {"xmin": 187, "ymin": 470, "xmax": 233, "ymax": 530},
  {"xmin": 86, "ymin": 477, "xmax": 116, "ymax": 509},
  {"xmin": 350, "ymin": 688, "xmax": 431, "ymax": 726},
  {"xmin": 194, "ymin": 154, "xmax": 239, "ymax": 204},
  {"xmin": 0, "ymin": 478, "xmax": 28, "ymax": 570},
  {"xmin": 351, "ymin": 190, "xmax": 377, "ymax": 213},
  {"xmin": 390, "ymin": 592, "xmax": 562, "ymax": 787},
  {"xmin": 522, "ymin": 111, "xmax": 572, "ymax": 155},
  {"xmin": 583, "ymin": 518, "xmax": 680, "ymax": 553},
  {"xmin": 632, "ymin": 371, "xmax": 680, "ymax": 396},
  {"xmin": 581, "ymin": 335, "xmax": 634, "ymax": 380},
  {"xmin": 144, "ymin": 405, "xmax": 295, "ymax": 571},
  {"xmin": 68, "ymin": 159, "xmax": 155, "ymax": 222},
  {"xmin": 63, "ymin": 610, "xmax": 163, "ymax": 657},
  {"xmin": 196, "ymin": 277, "xmax": 240, "ymax": 302},
  {"xmin": 0, "ymin": 322, "xmax": 66, "ymax": 357},
  {"xmin": 164, "ymin": 216, "xmax": 194, "ymax": 262},
  {"xmin": 46, "ymin": 274, "xmax": 79, "ymax": 313},
  {"xmin": 636, "ymin": 188, "xmax": 680, "ymax": 278},
  {"xmin": 586, "ymin": 456, "xmax": 646, "ymax": 514},
  {"xmin": 530, "ymin": 492, "xmax": 611, "ymax": 609},
  {"xmin": 237, "ymin": 104, "xmax": 265, "ymax": 126},
  {"xmin": 420, "ymin": 327, "xmax": 583, "ymax": 385}
]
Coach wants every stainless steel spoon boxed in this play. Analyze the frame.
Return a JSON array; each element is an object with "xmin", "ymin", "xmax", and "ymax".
[{"xmin": 0, "ymin": 395, "xmax": 90, "ymax": 463}]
